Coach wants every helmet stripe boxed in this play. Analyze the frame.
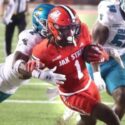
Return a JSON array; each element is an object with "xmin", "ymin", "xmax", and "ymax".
[{"xmin": 59, "ymin": 5, "xmax": 76, "ymax": 22}]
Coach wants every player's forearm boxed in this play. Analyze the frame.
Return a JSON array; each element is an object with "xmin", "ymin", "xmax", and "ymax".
[
  {"xmin": 18, "ymin": 62, "xmax": 31, "ymax": 78},
  {"xmin": 13, "ymin": 59, "xmax": 46, "ymax": 80},
  {"xmin": 13, "ymin": 59, "xmax": 31, "ymax": 79},
  {"xmin": 92, "ymin": 21, "xmax": 109, "ymax": 45},
  {"xmin": 12, "ymin": 51, "xmax": 31, "ymax": 79},
  {"xmin": 13, "ymin": 51, "xmax": 29, "ymax": 66}
]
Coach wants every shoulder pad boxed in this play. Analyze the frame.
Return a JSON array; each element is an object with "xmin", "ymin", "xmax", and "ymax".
[
  {"xmin": 19, "ymin": 29, "xmax": 41, "ymax": 39},
  {"xmin": 97, "ymin": 1, "xmax": 118, "ymax": 26}
]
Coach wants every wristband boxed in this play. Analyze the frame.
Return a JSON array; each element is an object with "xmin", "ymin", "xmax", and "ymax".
[{"xmin": 32, "ymin": 70, "xmax": 41, "ymax": 78}]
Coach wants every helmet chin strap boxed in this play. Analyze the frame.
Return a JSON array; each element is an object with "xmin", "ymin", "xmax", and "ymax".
[{"xmin": 67, "ymin": 29, "xmax": 77, "ymax": 46}]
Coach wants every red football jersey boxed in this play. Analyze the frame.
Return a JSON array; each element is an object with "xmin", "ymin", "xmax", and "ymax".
[{"xmin": 32, "ymin": 23, "xmax": 92, "ymax": 93}]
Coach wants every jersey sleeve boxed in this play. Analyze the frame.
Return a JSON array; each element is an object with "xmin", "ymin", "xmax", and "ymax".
[
  {"xmin": 15, "ymin": 29, "xmax": 43, "ymax": 56},
  {"xmin": 32, "ymin": 42, "xmax": 43, "ymax": 60},
  {"xmin": 32, "ymin": 40, "xmax": 48, "ymax": 62},
  {"xmin": 97, "ymin": 1, "xmax": 116, "ymax": 27}
]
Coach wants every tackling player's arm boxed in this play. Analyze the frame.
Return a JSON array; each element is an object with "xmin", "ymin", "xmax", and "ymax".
[
  {"xmin": 12, "ymin": 50, "xmax": 31, "ymax": 79},
  {"xmin": 12, "ymin": 29, "xmax": 42, "ymax": 78},
  {"xmin": 92, "ymin": 21, "xmax": 109, "ymax": 45},
  {"xmin": 90, "ymin": 21, "xmax": 109, "ymax": 91},
  {"xmin": 13, "ymin": 51, "xmax": 30, "ymax": 64},
  {"xmin": 80, "ymin": 22, "xmax": 109, "ymax": 63},
  {"xmin": 12, "ymin": 50, "xmax": 46, "ymax": 79},
  {"xmin": 92, "ymin": 0, "xmax": 111, "ymax": 46},
  {"xmin": 90, "ymin": 7, "xmax": 110, "ymax": 91},
  {"xmin": 12, "ymin": 54, "xmax": 66, "ymax": 84},
  {"xmin": 12, "ymin": 55, "xmax": 33, "ymax": 79}
]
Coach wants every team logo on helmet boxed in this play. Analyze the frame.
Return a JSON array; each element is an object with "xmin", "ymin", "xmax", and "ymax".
[
  {"xmin": 32, "ymin": 4, "xmax": 54, "ymax": 37},
  {"xmin": 38, "ymin": 7, "xmax": 43, "ymax": 11},
  {"xmin": 49, "ymin": 10, "xmax": 61, "ymax": 22},
  {"xmin": 48, "ymin": 5, "xmax": 81, "ymax": 46}
]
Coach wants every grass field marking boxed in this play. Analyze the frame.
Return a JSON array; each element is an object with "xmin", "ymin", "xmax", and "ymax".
[
  {"xmin": 4, "ymin": 99, "xmax": 62, "ymax": 104},
  {"xmin": 4, "ymin": 99, "xmax": 113, "ymax": 106},
  {"xmin": 23, "ymin": 82, "xmax": 50, "ymax": 86},
  {"xmin": 23, "ymin": 82, "xmax": 53, "ymax": 86}
]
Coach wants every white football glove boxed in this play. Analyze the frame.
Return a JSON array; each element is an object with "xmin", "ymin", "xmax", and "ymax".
[
  {"xmin": 110, "ymin": 48, "xmax": 125, "ymax": 69},
  {"xmin": 32, "ymin": 66, "xmax": 66, "ymax": 85},
  {"xmin": 93, "ymin": 72, "xmax": 106, "ymax": 91}
]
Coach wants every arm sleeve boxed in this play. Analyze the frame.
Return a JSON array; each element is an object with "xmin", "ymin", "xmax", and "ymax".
[
  {"xmin": 32, "ymin": 43, "xmax": 43, "ymax": 60},
  {"xmin": 15, "ymin": 30, "xmax": 43, "ymax": 56}
]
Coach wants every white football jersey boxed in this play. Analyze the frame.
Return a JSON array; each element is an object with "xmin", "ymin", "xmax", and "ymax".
[
  {"xmin": 15, "ymin": 29, "xmax": 43, "ymax": 56},
  {"xmin": 97, "ymin": 1, "xmax": 125, "ymax": 55},
  {"xmin": 0, "ymin": 54, "xmax": 28, "ymax": 94}
]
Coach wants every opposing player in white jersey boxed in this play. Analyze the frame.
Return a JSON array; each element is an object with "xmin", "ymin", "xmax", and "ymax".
[
  {"xmin": 87, "ymin": 0, "xmax": 125, "ymax": 121},
  {"xmin": 0, "ymin": 3, "xmax": 66, "ymax": 102}
]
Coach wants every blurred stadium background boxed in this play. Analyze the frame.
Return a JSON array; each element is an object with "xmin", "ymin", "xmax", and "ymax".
[{"xmin": 0, "ymin": 0, "xmax": 124, "ymax": 125}]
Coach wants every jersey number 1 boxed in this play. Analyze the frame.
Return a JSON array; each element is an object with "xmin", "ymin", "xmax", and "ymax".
[{"xmin": 75, "ymin": 60, "xmax": 84, "ymax": 79}]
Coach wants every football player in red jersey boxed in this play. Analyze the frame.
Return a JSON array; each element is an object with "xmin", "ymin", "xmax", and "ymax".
[{"xmin": 30, "ymin": 5, "xmax": 120, "ymax": 125}]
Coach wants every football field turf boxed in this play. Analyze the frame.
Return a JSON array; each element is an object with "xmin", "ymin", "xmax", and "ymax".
[{"xmin": 0, "ymin": 8, "xmax": 124, "ymax": 125}]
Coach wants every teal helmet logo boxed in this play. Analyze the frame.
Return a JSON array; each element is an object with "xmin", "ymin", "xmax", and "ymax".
[{"xmin": 38, "ymin": 7, "xmax": 43, "ymax": 11}]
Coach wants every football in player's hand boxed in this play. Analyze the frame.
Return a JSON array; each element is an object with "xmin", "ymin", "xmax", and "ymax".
[{"xmin": 83, "ymin": 44, "xmax": 109, "ymax": 63}]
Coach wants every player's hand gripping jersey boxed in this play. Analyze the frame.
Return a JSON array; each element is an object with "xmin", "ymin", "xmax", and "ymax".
[{"xmin": 98, "ymin": 0, "xmax": 125, "ymax": 56}]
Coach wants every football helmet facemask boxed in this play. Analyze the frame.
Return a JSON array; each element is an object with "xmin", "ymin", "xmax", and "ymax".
[
  {"xmin": 48, "ymin": 5, "xmax": 81, "ymax": 46},
  {"xmin": 32, "ymin": 4, "xmax": 55, "ymax": 37}
]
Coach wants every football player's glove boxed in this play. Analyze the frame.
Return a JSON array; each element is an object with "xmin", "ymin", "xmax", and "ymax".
[
  {"xmin": 32, "ymin": 66, "xmax": 66, "ymax": 85},
  {"xmin": 83, "ymin": 44, "xmax": 109, "ymax": 63},
  {"xmin": 109, "ymin": 48, "xmax": 125, "ymax": 69},
  {"xmin": 93, "ymin": 71, "xmax": 106, "ymax": 91}
]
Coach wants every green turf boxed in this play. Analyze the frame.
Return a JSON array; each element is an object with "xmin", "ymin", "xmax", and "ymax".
[
  {"xmin": 0, "ymin": 9, "xmax": 124, "ymax": 125},
  {"xmin": 79, "ymin": 12, "xmax": 97, "ymax": 29}
]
